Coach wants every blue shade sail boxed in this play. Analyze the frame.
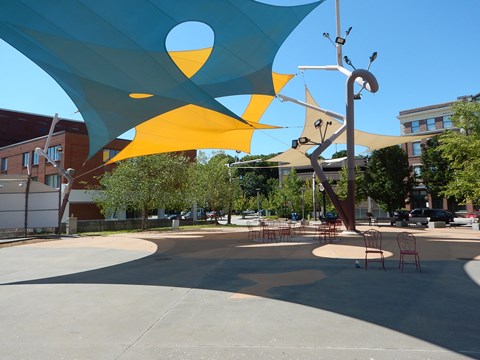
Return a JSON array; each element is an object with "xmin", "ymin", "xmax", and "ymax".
[{"xmin": 0, "ymin": 0, "xmax": 323, "ymax": 157}]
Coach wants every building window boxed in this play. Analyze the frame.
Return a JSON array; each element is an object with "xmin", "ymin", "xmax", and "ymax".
[
  {"xmin": 412, "ymin": 141, "xmax": 422, "ymax": 156},
  {"xmin": 426, "ymin": 118, "xmax": 436, "ymax": 131},
  {"xmin": 45, "ymin": 174, "xmax": 61, "ymax": 188},
  {"xmin": 411, "ymin": 120, "xmax": 420, "ymax": 133},
  {"xmin": 413, "ymin": 165, "xmax": 422, "ymax": 179},
  {"xmin": 22, "ymin": 152, "xmax": 30, "ymax": 167},
  {"xmin": 103, "ymin": 148, "xmax": 120, "ymax": 162},
  {"xmin": 32, "ymin": 151, "xmax": 39, "ymax": 165},
  {"xmin": 47, "ymin": 145, "xmax": 62, "ymax": 161},
  {"xmin": 443, "ymin": 116, "xmax": 452, "ymax": 128},
  {"xmin": 1, "ymin": 157, "xmax": 7, "ymax": 171}
]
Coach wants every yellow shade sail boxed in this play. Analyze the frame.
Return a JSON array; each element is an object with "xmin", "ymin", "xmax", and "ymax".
[{"xmin": 108, "ymin": 70, "xmax": 293, "ymax": 163}]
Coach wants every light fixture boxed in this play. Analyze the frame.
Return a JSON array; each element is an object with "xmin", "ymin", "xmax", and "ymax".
[
  {"xmin": 298, "ymin": 137, "xmax": 310, "ymax": 145},
  {"xmin": 335, "ymin": 27, "xmax": 352, "ymax": 46},
  {"xmin": 335, "ymin": 36, "xmax": 346, "ymax": 45},
  {"xmin": 322, "ymin": 32, "xmax": 335, "ymax": 46},
  {"xmin": 354, "ymin": 94, "xmax": 362, "ymax": 100},
  {"xmin": 367, "ymin": 51, "xmax": 378, "ymax": 70},
  {"xmin": 291, "ymin": 139, "xmax": 299, "ymax": 149},
  {"xmin": 314, "ymin": 119, "xmax": 323, "ymax": 129},
  {"xmin": 343, "ymin": 56, "xmax": 356, "ymax": 70}
]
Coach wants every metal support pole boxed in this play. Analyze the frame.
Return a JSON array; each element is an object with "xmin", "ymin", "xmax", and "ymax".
[
  {"xmin": 344, "ymin": 69, "xmax": 379, "ymax": 231},
  {"xmin": 301, "ymin": 187, "xmax": 305, "ymax": 220},
  {"xmin": 312, "ymin": 173, "xmax": 317, "ymax": 221},
  {"xmin": 256, "ymin": 188, "xmax": 260, "ymax": 217}
]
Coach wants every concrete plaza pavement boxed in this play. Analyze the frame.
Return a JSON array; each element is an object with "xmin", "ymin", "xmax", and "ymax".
[{"xmin": 0, "ymin": 222, "xmax": 479, "ymax": 359}]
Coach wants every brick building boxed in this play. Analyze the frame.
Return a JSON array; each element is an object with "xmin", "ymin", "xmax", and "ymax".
[
  {"xmin": 0, "ymin": 108, "xmax": 197, "ymax": 221},
  {"xmin": 397, "ymin": 99, "xmax": 476, "ymax": 214},
  {"xmin": 0, "ymin": 108, "xmax": 132, "ymax": 220}
]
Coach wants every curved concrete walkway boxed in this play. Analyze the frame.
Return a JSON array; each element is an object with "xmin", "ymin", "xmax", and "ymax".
[{"xmin": 0, "ymin": 225, "xmax": 479, "ymax": 359}]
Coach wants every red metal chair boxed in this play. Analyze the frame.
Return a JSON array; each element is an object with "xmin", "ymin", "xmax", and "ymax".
[
  {"xmin": 314, "ymin": 223, "xmax": 329, "ymax": 242},
  {"xmin": 363, "ymin": 229, "xmax": 385, "ymax": 270},
  {"xmin": 397, "ymin": 232, "xmax": 421, "ymax": 272},
  {"xmin": 246, "ymin": 221, "xmax": 261, "ymax": 241}
]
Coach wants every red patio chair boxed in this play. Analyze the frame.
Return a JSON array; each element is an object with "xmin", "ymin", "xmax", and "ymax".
[
  {"xmin": 247, "ymin": 221, "xmax": 261, "ymax": 241},
  {"xmin": 363, "ymin": 229, "xmax": 385, "ymax": 270},
  {"xmin": 397, "ymin": 232, "xmax": 421, "ymax": 272}
]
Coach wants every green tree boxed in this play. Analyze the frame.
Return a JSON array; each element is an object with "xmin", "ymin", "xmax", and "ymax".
[
  {"xmin": 94, "ymin": 154, "xmax": 191, "ymax": 229},
  {"xmin": 192, "ymin": 151, "xmax": 239, "ymax": 223},
  {"xmin": 436, "ymin": 100, "xmax": 480, "ymax": 204},
  {"xmin": 331, "ymin": 150, "xmax": 347, "ymax": 159},
  {"xmin": 275, "ymin": 169, "xmax": 304, "ymax": 218},
  {"xmin": 336, "ymin": 166, "xmax": 367, "ymax": 203},
  {"xmin": 364, "ymin": 146, "xmax": 414, "ymax": 214},
  {"xmin": 420, "ymin": 136, "xmax": 452, "ymax": 199}
]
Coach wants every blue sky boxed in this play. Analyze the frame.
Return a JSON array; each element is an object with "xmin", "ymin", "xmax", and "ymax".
[{"xmin": 1, "ymin": 0, "xmax": 479, "ymax": 159}]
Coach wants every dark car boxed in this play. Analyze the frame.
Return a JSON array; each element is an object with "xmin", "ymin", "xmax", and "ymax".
[
  {"xmin": 322, "ymin": 211, "xmax": 339, "ymax": 224},
  {"xmin": 409, "ymin": 208, "xmax": 454, "ymax": 225},
  {"xmin": 390, "ymin": 210, "xmax": 410, "ymax": 225}
]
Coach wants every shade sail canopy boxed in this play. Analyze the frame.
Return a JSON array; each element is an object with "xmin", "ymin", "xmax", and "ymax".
[
  {"xmin": 107, "ymin": 72, "xmax": 293, "ymax": 163},
  {"xmin": 269, "ymin": 86, "xmax": 429, "ymax": 167},
  {"xmin": 0, "ymin": 0, "xmax": 323, "ymax": 158}
]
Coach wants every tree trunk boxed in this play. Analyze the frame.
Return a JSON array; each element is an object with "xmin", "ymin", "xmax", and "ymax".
[{"xmin": 141, "ymin": 207, "xmax": 148, "ymax": 230}]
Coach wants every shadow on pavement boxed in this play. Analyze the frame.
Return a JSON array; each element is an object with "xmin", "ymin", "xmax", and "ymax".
[{"xmin": 3, "ymin": 229, "xmax": 480, "ymax": 358}]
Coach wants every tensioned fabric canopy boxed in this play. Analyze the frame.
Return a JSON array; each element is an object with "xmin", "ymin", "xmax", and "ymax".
[
  {"xmin": 107, "ymin": 66, "xmax": 293, "ymax": 163},
  {"xmin": 0, "ymin": 0, "xmax": 324, "ymax": 158},
  {"xmin": 269, "ymin": 86, "xmax": 428, "ymax": 167}
]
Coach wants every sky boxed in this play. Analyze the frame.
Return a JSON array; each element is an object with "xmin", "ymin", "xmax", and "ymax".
[{"xmin": 1, "ymin": 0, "xmax": 479, "ymax": 159}]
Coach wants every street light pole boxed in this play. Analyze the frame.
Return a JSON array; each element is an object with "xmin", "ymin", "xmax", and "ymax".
[
  {"xmin": 301, "ymin": 186, "xmax": 305, "ymax": 220},
  {"xmin": 256, "ymin": 188, "xmax": 261, "ymax": 217},
  {"xmin": 319, "ymin": 183, "xmax": 326, "ymax": 218},
  {"xmin": 312, "ymin": 173, "xmax": 317, "ymax": 221}
]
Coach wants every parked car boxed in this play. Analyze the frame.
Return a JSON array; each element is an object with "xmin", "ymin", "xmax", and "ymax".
[
  {"xmin": 390, "ymin": 210, "xmax": 410, "ymax": 225},
  {"xmin": 182, "ymin": 210, "xmax": 205, "ymax": 220},
  {"xmin": 321, "ymin": 211, "xmax": 339, "ymax": 224},
  {"xmin": 409, "ymin": 208, "xmax": 454, "ymax": 225},
  {"xmin": 207, "ymin": 210, "xmax": 224, "ymax": 219}
]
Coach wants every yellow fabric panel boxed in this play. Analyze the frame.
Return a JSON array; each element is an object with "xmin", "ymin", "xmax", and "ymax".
[
  {"xmin": 169, "ymin": 48, "xmax": 213, "ymax": 78},
  {"xmin": 272, "ymin": 72, "xmax": 295, "ymax": 94},
  {"xmin": 108, "ymin": 49, "xmax": 293, "ymax": 163},
  {"xmin": 107, "ymin": 104, "xmax": 279, "ymax": 163},
  {"xmin": 242, "ymin": 72, "xmax": 293, "ymax": 123}
]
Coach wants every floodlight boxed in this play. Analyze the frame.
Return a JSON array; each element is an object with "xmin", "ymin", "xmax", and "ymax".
[
  {"xmin": 367, "ymin": 51, "xmax": 378, "ymax": 70},
  {"xmin": 343, "ymin": 56, "xmax": 356, "ymax": 70},
  {"xmin": 314, "ymin": 119, "xmax": 323, "ymax": 129},
  {"xmin": 322, "ymin": 32, "xmax": 335, "ymax": 46},
  {"xmin": 291, "ymin": 139, "xmax": 299, "ymax": 149},
  {"xmin": 335, "ymin": 36, "xmax": 346, "ymax": 45},
  {"xmin": 298, "ymin": 137, "xmax": 310, "ymax": 145}
]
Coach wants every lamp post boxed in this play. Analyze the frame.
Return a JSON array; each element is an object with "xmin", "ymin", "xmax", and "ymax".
[
  {"xmin": 256, "ymin": 188, "xmax": 261, "ymax": 217},
  {"xmin": 301, "ymin": 186, "xmax": 305, "ymax": 220},
  {"xmin": 319, "ymin": 183, "xmax": 326, "ymax": 218},
  {"xmin": 312, "ymin": 173, "xmax": 317, "ymax": 221},
  {"xmin": 225, "ymin": 158, "xmax": 261, "ymax": 224}
]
